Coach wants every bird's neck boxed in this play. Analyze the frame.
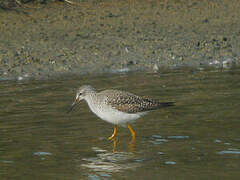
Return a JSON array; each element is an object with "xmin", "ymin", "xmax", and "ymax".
[
  {"xmin": 84, "ymin": 92, "xmax": 97, "ymax": 105},
  {"xmin": 84, "ymin": 93, "xmax": 100, "ymax": 114}
]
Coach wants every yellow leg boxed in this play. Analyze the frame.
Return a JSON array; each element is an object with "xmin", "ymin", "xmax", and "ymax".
[
  {"xmin": 128, "ymin": 140, "xmax": 135, "ymax": 153},
  {"xmin": 127, "ymin": 124, "xmax": 136, "ymax": 141},
  {"xmin": 112, "ymin": 138, "xmax": 117, "ymax": 153},
  {"xmin": 108, "ymin": 125, "xmax": 117, "ymax": 140}
]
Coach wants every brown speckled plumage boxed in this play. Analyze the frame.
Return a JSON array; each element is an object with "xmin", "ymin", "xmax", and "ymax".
[{"xmin": 98, "ymin": 89, "xmax": 174, "ymax": 113}]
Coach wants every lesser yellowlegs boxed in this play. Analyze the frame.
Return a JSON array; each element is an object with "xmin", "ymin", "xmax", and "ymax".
[{"xmin": 68, "ymin": 85, "xmax": 174, "ymax": 141}]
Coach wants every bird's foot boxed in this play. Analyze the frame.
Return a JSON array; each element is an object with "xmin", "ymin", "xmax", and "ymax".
[
  {"xmin": 108, "ymin": 125, "xmax": 117, "ymax": 140},
  {"xmin": 108, "ymin": 134, "xmax": 116, "ymax": 140}
]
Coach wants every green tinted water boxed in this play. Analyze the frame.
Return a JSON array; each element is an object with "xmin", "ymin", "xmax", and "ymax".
[{"xmin": 1, "ymin": 70, "xmax": 240, "ymax": 179}]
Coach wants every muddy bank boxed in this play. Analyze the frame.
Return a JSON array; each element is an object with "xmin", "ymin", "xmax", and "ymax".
[{"xmin": 0, "ymin": 0, "xmax": 239, "ymax": 80}]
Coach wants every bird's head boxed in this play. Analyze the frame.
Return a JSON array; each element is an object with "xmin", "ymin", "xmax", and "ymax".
[{"xmin": 67, "ymin": 85, "xmax": 95, "ymax": 113}]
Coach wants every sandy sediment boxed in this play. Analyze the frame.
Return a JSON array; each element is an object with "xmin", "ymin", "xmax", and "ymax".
[{"xmin": 0, "ymin": 0, "xmax": 239, "ymax": 80}]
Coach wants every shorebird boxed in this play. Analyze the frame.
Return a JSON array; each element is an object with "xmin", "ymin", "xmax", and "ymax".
[{"xmin": 68, "ymin": 85, "xmax": 174, "ymax": 141}]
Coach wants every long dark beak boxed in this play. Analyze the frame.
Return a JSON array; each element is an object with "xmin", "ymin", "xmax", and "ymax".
[{"xmin": 67, "ymin": 100, "xmax": 77, "ymax": 113}]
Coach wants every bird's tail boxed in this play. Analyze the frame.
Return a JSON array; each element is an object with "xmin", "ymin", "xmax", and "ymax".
[{"xmin": 158, "ymin": 102, "xmax": 175, "ymax": 108}]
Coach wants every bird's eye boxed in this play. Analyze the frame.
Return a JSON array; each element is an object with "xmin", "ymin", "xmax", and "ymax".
[{"xmin": 79, "ymin": 92, "xmax": 82, "ymax": 96}]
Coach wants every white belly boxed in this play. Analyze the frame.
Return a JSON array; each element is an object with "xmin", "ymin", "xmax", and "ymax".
[
  {"xmin": 87, "ymin": 100, "xmax": 146, "ymax": 125},
  {"xmin": 97, "ymin": 108, "xmax": 146, "ymax": 125}
]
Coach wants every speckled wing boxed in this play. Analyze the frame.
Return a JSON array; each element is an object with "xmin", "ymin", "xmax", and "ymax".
[{"xmin": 102, "ymin": 90, "xmax": 174, "ymax": 113}]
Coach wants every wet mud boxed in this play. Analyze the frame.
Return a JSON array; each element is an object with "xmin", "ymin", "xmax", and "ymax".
[{"xmin": 0, "ymin": 0, "xmax": 239, "ymax": 80}]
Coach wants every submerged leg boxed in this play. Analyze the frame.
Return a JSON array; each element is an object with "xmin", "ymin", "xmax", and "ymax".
[
  {"xmin": 108, "ymin": 125, "xmax": 117, "ymax": 140},
  {"xmin": 127, "ymin": 124, "xmax": 136, "ymax": 141},
  {"xmin": 112, "ymin": 138, "xmax": 117, "ymax": 153}
]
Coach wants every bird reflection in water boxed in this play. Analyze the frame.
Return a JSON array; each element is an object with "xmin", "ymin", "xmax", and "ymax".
[
  {"xmin": 81, "ymin": 147, "xmax": 141, "ymax": 174},
  {"xmin": 112, "ymin": 137, "xmax": 135, "ymax": 153}
]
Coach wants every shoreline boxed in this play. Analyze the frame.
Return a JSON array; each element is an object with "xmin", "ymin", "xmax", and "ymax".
[{"xmin": 0, "ymin": 0, "xmax": 239, "ymax": 80}]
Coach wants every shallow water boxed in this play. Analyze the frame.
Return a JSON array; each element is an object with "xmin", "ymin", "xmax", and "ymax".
[{"xmin": 1, "ymin": 70, "xmax": 240, "ymax": 179}]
